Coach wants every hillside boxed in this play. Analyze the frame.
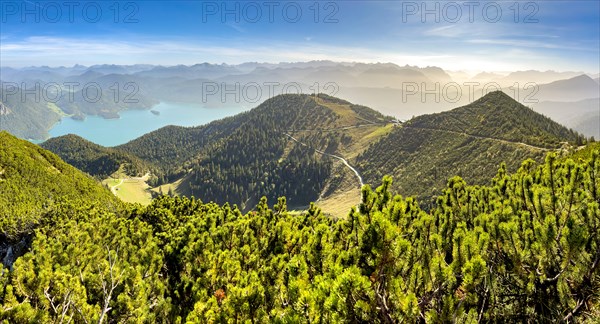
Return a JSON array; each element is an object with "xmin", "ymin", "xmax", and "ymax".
[
  {"xmin": 0, "ymin": 132, "xmax": 120, "ymax": 240},
  {"xmin": 1, "ymin": 96, "xmax": 598, "ymax": 322},
  {"xmin": 41, "ymin": 134, "xmax": 149, "ymax": 179},
  {"xmin": 356, "ymin": 91, "xmax": 582, "ymax": 206},
  {"xmin": 116, "ymin": 117, "xmax": 244, "ymax": 183},
  {"xmin": 39, "ymin": 94, "xmax": 394, "ymax": 213},
  {"xmin": 151, "ymin": 94, "xmax": 395, "ymax": 211},
  {"xmin": 0, "ymin": 85, "xmax": 62, "ymax": 140},
  {"xmin": 39, "ymin": 92, "xmax": 585, "ymax": 215}
]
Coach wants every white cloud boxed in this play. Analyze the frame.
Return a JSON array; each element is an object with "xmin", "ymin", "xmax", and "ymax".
[
  {"xmin": 423, "ymin": 25, "xmax": 459, "ymax": 37},
  {"xmin": 467, "ymin": 38, "xmax": 592, "ymax": 51}
]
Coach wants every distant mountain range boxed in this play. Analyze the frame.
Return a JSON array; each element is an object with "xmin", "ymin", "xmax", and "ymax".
[
  {"xmin": 533, "ymin": 98, "xmax": 600, "ymax": 138},
  {"xmin": 1, "ymin": 61, "xmax": 597, "ymax": 141}
]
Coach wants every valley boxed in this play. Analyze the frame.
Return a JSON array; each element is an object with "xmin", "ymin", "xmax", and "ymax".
[{"xmin": 102, "ymin": 168, "xmax": 152, "ymax": 205}]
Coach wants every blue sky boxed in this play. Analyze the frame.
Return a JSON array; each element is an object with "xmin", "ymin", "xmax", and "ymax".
[{"xmin": 1, "ymin": 0, "xmax": 599, "ymax": 73}]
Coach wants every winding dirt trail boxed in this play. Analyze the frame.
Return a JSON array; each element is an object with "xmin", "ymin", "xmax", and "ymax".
[
  {"xmin": 109, "ymin": 172, "xmax": 150, "ymax": 195},
  {"xmin": 110, "ymin": 179, "xmax": 124, "ymax": 195},
  {"xmin": 284, "ymin": 133, "xmax": 364, "ymax": 188},
  {"xmin": 404, "ymin": 126, "xmax": 552, "ymax": 151}
]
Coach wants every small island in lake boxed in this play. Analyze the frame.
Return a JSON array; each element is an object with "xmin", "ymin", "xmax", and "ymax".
[
  {"xmin": 99, "ymin": 110, "xmax": 120, "ymax": 119},
  {"xmin": 151, "ymin": 110, "xmax": 160, "ymax": 116},
  {"xmin": 71, "ymin": 114, "xmax": 85, "ymax": 121}
]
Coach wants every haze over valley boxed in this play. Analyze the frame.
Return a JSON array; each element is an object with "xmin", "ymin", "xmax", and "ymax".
[{"xmin": 1, "ymin": 62, "xmax": 599, "ymax": 143}]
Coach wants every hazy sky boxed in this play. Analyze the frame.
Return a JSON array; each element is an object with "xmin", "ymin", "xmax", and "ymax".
[{"xmin": 1, "ymin": 0, "xmax": 599, "ymax": 73}]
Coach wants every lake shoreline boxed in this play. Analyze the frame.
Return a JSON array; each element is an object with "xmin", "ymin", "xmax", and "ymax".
[{"xmin": 44, "ymin": 102, "xmax": 247, "ymax": 147}]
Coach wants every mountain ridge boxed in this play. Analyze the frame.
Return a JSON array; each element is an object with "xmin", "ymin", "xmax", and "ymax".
[
  {"xmin": 356, "ymin": 91, "xmax": 581, "ymax": 206},
  {"xmin": 40, "ymin": 91, "xmax": 585, "ymax": 215}
]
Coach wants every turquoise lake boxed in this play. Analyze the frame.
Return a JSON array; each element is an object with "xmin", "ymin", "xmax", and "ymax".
[{"xmin": 48, "ymin": 102, "xmax": 246, "ymax": 147}]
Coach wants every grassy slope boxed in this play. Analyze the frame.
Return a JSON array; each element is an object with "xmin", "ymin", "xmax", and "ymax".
[
  {"xmin": 408, "ymin": 91, "xmax": 578, "ymax": 147},
  {"xmin": 101, "ymin": 166, "xmax": 152, "ymax": 205},
  {"xmin": 302, "ymin": 97, "xmax": 395, "ymax": 215},
  {"xmin": 0, "ymin": 131, "xmax": 120, "ymax": 238},
  {"xmin": 356, "ymin": 91, "xmax": 580, "ymax": 206}
]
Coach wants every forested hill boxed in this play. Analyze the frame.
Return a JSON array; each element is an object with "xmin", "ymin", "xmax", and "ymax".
[
  {"xmin": 44, "ymin": 94, "xmax": 395, "ymax": 211},
  {"xmin": 408, "ymin": 91, "xmax": 582, "ymax": 147},
  {"xmin": 0, "ymin": 132, "xmax": 119, "ymax": 240},
  {"xmin": 39, "ymin": 92, "xmax": 589, "ymax": 214},
  {"xmin": 41, "ymin": 134, "xmax": 149, "ymax": 179},
  {"xmin": 356, "ymin": 91, "xmax": 583, "ymax": 206},
  {"xmin": 114, "ymin": 93, "xmax": 392, "ymax": 182},
  {"xmin": 172, "ymin": 94, "xmax": 394, "ymax": 209},
  {"xmin": 115, "ymin": 117, "xmax": 246, "ymax": 177}
]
